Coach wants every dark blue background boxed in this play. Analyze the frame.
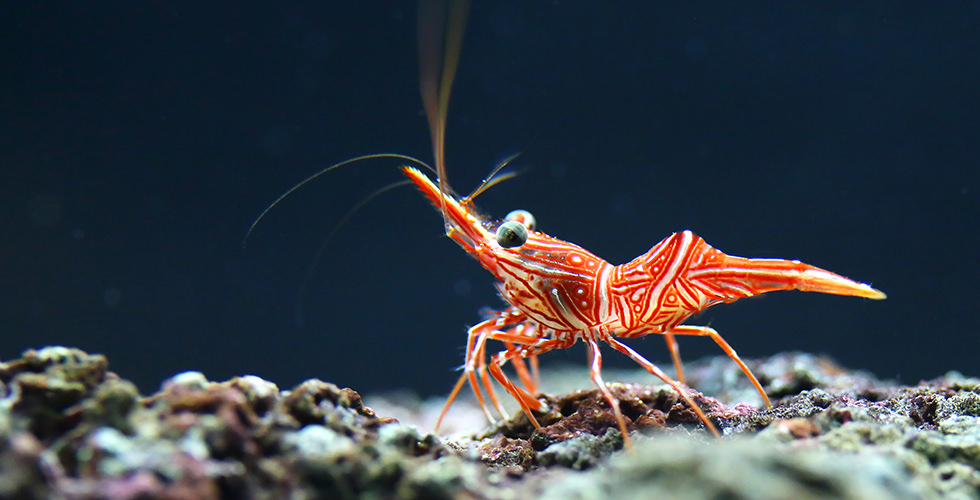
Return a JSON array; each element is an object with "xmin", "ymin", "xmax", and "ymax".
[{"xmin": 3, "ymin": 2, "xmax": 977, "ymax": 396}]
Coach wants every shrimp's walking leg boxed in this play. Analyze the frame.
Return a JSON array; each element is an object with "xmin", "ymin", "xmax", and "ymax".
[
  {"xmin": 436, "ymin": 325, "xmax": 496, "ymax": 431},
  {"xmin": 666, "ymin": 325, "xmax": 772, "ymax": 409},
  {"xmin": 483, "ymin": 308, "xmax": 539, "ymax": 394},
  {"xmin": 583, "ymin": 335, "xmax": 632, "ymax": 449},
  {"xmin": 603, "ymin": 335, "xmax": 721, "ymax": 438},
  {"xmin": 529, "ymin": 353, "xmax": 540, "ymax": 392},
  {"xmin": 488, "ymin": 338, "xmax": 569, "ymax": 428},
  {"xmin": 495, "ymin": 323, "xmax": 541, "ymax": 394},
  {"xmin": 473, "ymin": 329, "xmax": 507, "ymax": 419},
  {"xmin": 663, "ymin": 331, "xmax": 684, "ymax": 383},
  {"xmin": 436, "ymin": 307, "xmax": 536, "ymax": 432}
]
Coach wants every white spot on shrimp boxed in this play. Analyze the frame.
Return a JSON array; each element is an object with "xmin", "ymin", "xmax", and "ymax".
[
  {"xmin": 580, "ymin": 301, "xmax": 587, "ymax": 307},
  {"xmin": 571, "ymin": 254, "xmax": 583, "ymax": 264},
  {"xmin": 576, "ymin": 288, "xmax": 585, "ymax": 295},
  {"xmin": 587, "ymin": 260, "xmax": 595, "ymax": 267}
]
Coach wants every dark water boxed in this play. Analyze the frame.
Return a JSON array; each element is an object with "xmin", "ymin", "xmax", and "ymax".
[{"xmin": 3, "ymin": 2, "xmax": 978, "ymax": 396}]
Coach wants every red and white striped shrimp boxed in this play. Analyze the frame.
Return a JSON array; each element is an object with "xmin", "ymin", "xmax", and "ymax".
[
  {"xmin": 403, "ymin": 166, "xmax": 885, "ymax": 443},
  {"xmin": 409, "ymin": 0, "xmax": 885, "ymax": 446}
]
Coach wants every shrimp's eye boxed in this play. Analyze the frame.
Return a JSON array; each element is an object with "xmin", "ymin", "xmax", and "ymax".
[
  {"xmin": 496, "ymin": 220, "xmax": 528, "ymax": 248},
  {"xmin": 504, "ymin": 209, "xmax": 536, "ymax": 231}
]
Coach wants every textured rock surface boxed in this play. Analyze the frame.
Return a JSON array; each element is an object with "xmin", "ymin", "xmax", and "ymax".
[{"xmin": 1, "ymin": 346, "xmax": 979, "ymax": 499}]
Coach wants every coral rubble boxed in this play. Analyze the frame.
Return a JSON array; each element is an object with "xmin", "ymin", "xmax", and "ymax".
[{"xmin": 1, "ymin": 346, "xmax": 979, "ymax": 499}]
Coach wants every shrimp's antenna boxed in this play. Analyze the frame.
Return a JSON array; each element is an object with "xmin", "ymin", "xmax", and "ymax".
[
  {"xmin": 244, "ymin": 153, "xmax": 434, "ymax": 248},
  {"xmin": 418, "ymin": 0, "xmax": 470, "ymax": 234},
  {"xmin": 293, "ymin": 179, "xmax": 414, "ymax": 326},
  {"xmin": 466, "ymin": 152, "xmax": 523, "ymax": 201}
]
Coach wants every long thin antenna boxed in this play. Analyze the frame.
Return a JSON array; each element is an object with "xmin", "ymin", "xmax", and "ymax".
[
  {"xmin": 244, "ymin": 153, "xmax": 434, "ymax": 248},
  {"xmin": 418, "ymin": 0, "xmax": 470, "ymax": 234},
  {"xmin": 465, "ymin": 152, "xmax": 522, "ymax": 201},
  {"xmin": 293, "ymin": 179, "xmax": 414, "ymax": 326}
]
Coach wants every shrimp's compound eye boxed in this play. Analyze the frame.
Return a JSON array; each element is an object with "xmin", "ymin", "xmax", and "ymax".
[
  {"xmin": 496, "ymin": 220, "xmax": 528, "ymax": 248},
  {"xmin": 504, "ymin": 209, "xmax": 536, "ymax": 231}
]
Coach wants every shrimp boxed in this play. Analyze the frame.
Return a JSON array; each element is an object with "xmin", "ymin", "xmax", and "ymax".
[
  {"xmin": 252, "ymin": 0, "xmax": 886, "ymax": 447},
  {"xmin": 409, "ymin": 0, "xmax": 885, "ymax": 446}
]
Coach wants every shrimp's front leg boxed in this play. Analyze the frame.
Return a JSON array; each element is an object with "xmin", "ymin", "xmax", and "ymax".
[
  {"xmin": 436, "ymin": 306, "xmax": 539, "ymax": 431},
  {"xmin": 488, "ymin": 337, "xmax": 570, "ymax": 429}
]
